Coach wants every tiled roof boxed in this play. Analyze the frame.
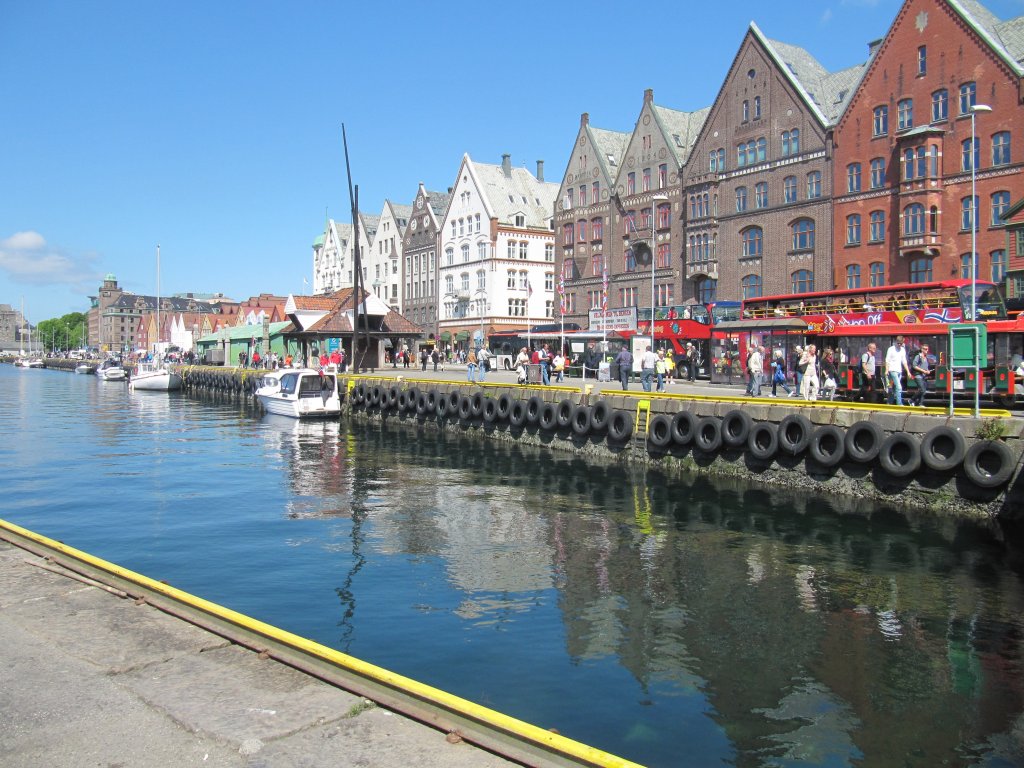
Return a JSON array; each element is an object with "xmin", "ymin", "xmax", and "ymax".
[
  {"xmin": 589, "ymin": 126, "xmax": 631, "ymax": 178},
  {"xmin": 389, "ymin": 202, "xmax": 414, "ymax": 226},
  {"xmin": 653, "ymin": 104, "xmax": 711, "ymax": 166},
  {"xmin": 951, "ymin": 0, "xmax": 1024, "ymax": 74},
  {"xmin": 469, "ymin": 156, "xmax": 558, "ymax": 228},
  {"xmin": 107, "ymin": 294, "xmax": 215, "ymax": 313},
  {"xmin": 301, "ymin": 286, "xmax": 423, "ymax": 336},
  {"xmin": 290, "ymin": 295, "xmax": 338, "ymax": 311},
  {"xmin": 426, "ymin": 189, "xmax": 453, "ymax": 218},
  {"xmin": 997, "ymin": 15, "xmax": 1024, "ymax": 64}
]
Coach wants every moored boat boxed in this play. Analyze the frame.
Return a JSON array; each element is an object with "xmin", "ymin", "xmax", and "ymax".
[
  {"xmin": 74, "ymin": 363, "xmax": 97, "ymax": 375},
  {"xmin": 256, "ymin": 369, "xmax": 341, "ymax": 418},
  {"xmin": 97, "ymin": 359, "xmax": 127, "ymax": 381},
  {"xmin": 129, "ymin": 361, "xmax": 182, "ymax": 391}
]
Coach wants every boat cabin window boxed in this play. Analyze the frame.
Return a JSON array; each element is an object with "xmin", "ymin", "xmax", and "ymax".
[
  {"xmin": 279, "ymin": 373, "xmax": 299, "ymax": 395},
  {"xmin": 298, "ymin": 374, "xmax": 333, "ymax": 396}
]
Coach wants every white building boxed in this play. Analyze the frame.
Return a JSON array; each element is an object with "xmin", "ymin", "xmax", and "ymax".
[
  {"xmin": 311, "ymin": 214, "xmax": 378, "ymax": 295},
  {"xmin": 366, "ymin": 200, "xmax": 412, "ymax": 312},
  {"xmin": 438, "ymin": 153, "xmax": 558, "ymax": 350}
]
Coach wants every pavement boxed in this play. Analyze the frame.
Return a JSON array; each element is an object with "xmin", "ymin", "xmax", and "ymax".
[{"xmin": 0, "ymin": 540, "xmax": 516, "ymax": 768}]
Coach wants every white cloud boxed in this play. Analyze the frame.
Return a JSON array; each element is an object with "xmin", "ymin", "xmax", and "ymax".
[
  {"xmin": 821, "ymin": 7, "xmax": 834, "ymax": 24},
  {"xmin": 0, "ymin": 231, "xmax": 100, "ymax": 292}
]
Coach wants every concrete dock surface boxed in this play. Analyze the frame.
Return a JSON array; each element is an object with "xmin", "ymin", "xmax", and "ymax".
[{"xmin": 0, "ymin": 540, "xmax": 517, "ymax": 767}]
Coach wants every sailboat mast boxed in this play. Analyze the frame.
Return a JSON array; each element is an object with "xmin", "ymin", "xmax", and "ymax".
[{"xmin": 156, "ymin": 245, "xmax": 160, "ymax": 358}]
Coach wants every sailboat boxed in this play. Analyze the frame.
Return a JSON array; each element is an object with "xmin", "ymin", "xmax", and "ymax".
[{"xmin": 129, "ymin": 245, "xmax": 183, "ymax": 392}]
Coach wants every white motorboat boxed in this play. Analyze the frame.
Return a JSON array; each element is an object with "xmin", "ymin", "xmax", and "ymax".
[
  {"xmin": 74, "ymin": 363, "xmax": 97, "ymax": 375},
  {"xmin": 97, "ymin": 359, "xmax": 127, "ymax": 381},
  {"xmin": 256, "ymin": 369, "xmax": 341, "ymax": 418},
  {"xmin": 25, "ymin": 358, "xmax": 46, "ymax": 369},
  {"xmin": 129, "ymin": 361, "xmax": 182, "ymax": 391}
]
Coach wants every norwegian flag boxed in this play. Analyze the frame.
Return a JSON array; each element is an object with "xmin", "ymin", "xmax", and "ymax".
[
  {"xmin": 558, "ymin": 274, "xmax": 566, "ymax": 313},
  {"xmin": 601, "ymin": 266, "xmax": 608, "ymax": 310}
]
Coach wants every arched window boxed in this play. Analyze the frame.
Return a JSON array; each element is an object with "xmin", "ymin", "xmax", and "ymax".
[
  {"xmin": 656, "ymin": 203, "xmax": 671, "ymax": 229},
  {"xmin": 909, "ymin": 257, "xmax": 933, "ymax": 283},
  {"xmin": 461, "ymin": 244, "xmax": 470, "ymax": 262},
  {"xmin": 931, "ymin": 89, "xmax": 948, "ymax": 122},
  {"xmin": 741, "ymin": 226, "xmax": 763, "ymax": 258},
  {"xmin": 960, "ymin": 253, "xmax": 978, "ymax": 279},
  {"xmin": 791, "ymin": 269, "xmax": 814, "ymax": 293},
  {"xmin": 962, "ymin": 138, "xmax": 979, "ymax": 172},
  {"xmin": 696, "ymin": 278, "xmax": 717, "ymax": 303},
  {"xmin": 791, "ymin": 219, "xmax": 815, "ymax": 251},
  {"xmin": 742, "ymin": 274, "xmax": 762, "ymax": 299},
  {"xmin": 846, "ymin": 264, "xmax": 861, "ymax": 289},
  {"xmin": 903, "ymin": 203, "xmax": 925, "ymax": 235},
  {"xmin": 847, "ymin": 214, "xmax": 861, "ymax": 245},
  {"xmin": 870, "ymin": 211, "xmax": 886, "ymax": 243},
  {"xmin": 870, "ymin": 261, "xmax": 885, "ymax": 287}
]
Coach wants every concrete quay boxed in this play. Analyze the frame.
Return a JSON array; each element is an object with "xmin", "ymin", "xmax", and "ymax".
[{"xmin": 0, "ymin": 539, "xmax": 517, "ymax": 768}]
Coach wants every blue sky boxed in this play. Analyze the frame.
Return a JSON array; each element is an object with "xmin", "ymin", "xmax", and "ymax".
[{"xmin": 2, "ymin": 0, "xmax": 1022, "ymax": 323}]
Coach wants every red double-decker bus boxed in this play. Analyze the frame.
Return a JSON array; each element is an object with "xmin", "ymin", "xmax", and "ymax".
[{"xmin": 720, "ymin": 280, "xmax": 1023, "ymax": 404}]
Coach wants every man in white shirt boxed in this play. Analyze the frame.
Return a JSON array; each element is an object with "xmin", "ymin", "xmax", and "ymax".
[
  {"xmin": 640, "ymin": 345, "xmax": 657, "ymax": 392},
  {"xmin": 746, "ymin": 345, "xmax": 764, "ymax": 397},
  {"xmin": 884, "ymin": 335, "xmax": 912, "ymax": 406}
]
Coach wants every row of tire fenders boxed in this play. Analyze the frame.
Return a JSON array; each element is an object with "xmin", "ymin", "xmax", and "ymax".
[{"xmin": 349, "ymin": 383, "xmax": 1017, "ymax": 490}]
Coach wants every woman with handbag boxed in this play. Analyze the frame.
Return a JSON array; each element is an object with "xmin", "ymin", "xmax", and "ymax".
[
  {"xmin": 799, "ymin": 344, "xmax": 820, "ymax": 402},
  {"xmin": 770, "ymin": 349, "xmax": 793, "ymax": 397}
]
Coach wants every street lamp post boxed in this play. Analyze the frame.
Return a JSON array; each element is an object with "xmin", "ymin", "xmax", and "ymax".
[
  {"xmin": 969, "ymin": 103, "xmax": 991, "ymax": 417},
  {"xmin": 474, "ymin": 287, "xmax": 487, "ymax": 352},
  {"xmin": 649, "ymin": 193, "xmax": 669, "ymax": 350}
]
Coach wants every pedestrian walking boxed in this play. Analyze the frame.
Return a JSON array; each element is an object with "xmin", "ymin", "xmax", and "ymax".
[
  {"xmin": 615, "ymin": 346, "xmax": 633, "ymax": 390},
  {"xmin": 640, "ymin": 345, "xmax": 657, "ymax": 392},
  {"xmin": 799, "ymin": 344, "xmax": 820, "ymax": 401},
  {"xmin": 770, "ymin": 350, "xmax": 793, "ymax": 397},
  {"xmin": 911, "ymin": 343, "xmax": 931, "ymax": 407},
  {"xmin": 885, "ymin": 336, "xmax": 911, "ymax": 406}
]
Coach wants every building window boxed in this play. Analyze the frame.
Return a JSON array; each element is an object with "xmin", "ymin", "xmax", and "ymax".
[
  {"xmin": 873, "ymin": 105, "xmax": 888, "ymax": 136},
  {"xmin": 544, "ymin": 272, "xmax": 554, "ymax": 291},
  {"xmin": 870, "ymin": 210, "xmax": 886, "ymax": 243},
  {"xmin": 904, "ymin": 203, "xmax": 925, "ymax": 235},
  {"xmin": 909, "ymin": 257, "xmax": 933, "ymax": 283},
  {"xmin": 742, "ymin": 100, "xmax": 750, "ymax": 122},
  {"xmin": 755, "ymin": 182, "xmax": 769, "ymax": 208},
  {"xmin": 918, "ymin": 45, "xmax": 927, "ymax": 75},
  {"xmin": 847, "ymin": 214, "xmax": 861, "ymax": 245},
  {"xmin": 627, "ymin": 172, "xmax": 635, "ymax": 195},
  {"xmin": 696, "ymin": 278, "xmax": 717, "ymax": 303},
  {"xmin": 992, "ymin": 249, "xmax": 1007, "ymax": 281},
  {"xmin": 642, "ymin": 167, "xmax": 651, "ymax": 192},
  {"xmin": 904, "ymin": 146, "xmax": 927, "ymax": 180},
  {"xmin": 992, "ymin": 191, "xmax": 1011, "ymax": 225},
  {"xmin": 782, "ymin": 129, "xmax": 800, "ymax": 156},
  {"xmin": 658, "ymin": 164, "xmax": 667, "ymax": 188},
  {"xmin": 592, "ymin": 217, "xmax": 603, "ymax": 239},
  {"xmin": 545, "ymin": 244, "xmax": 554, "ymax": 262},
  {"xmin": 792, "ymin": 219, "xmax": 815, "ymax": 251},
  {"xmin": 806, "ymin": 171, "xmax": 821, "ymax": 199},
  {"xmin": 710, "ymin": 148, "xmax": 725, "ymax": 172},
  {"xmin": 741, "ymin": 274, "xmax": 762, "ymax": 299},
  {"xmin": 959, "ymin": 253, "xmax": 977, "ymax": 279},
  {"xmin": 445, "ymin": 275, "xmax": 454, "ymax": 295},
  {"xmin": 446, "ymin": 247, "xmax": 454, "ymax": 265},
  {"xmin": 753, "ymin": 96, "xmax": 761, "ymax": 119},
  {"xmin": 641, "ymin": 207, "xmax": 653, "ymax": 230},
  {"xmin": 959, "ymin": 82, "xmax": 976, "ymax": 115},
  {"xmin": 478, "ymin": 242, "xmax": 489, "ymax": 260},
  {"xmin": 783, "ymin": 176, "xmax": 797, "ymax": 203},
  {"xmin": 870, "ymin": 157, "xmax": 886, "ymax": 189},
  {"xmin": 577, "ymin": 220, "xmax": 587, "ymax": 242},
  {"xmin": 992, "ymin": 132, "xmax": 1011, "ymax": 166},
  {"xmin": 930, "ymin": 89, "xmax": 948, "ymax": 123},
  {"xmin": 562, "ymin": 224, "xmax": 573, "ymax": 246},
  {"xmin": 656, "ymin": 243, "xmax": 671, "ymax": 269},
  {"xmin": 592, "ymin": 181, "xmax": 600, "ymax": 202},
  {"xmin": 961, "ymin": 196, "xmax": 979, "ymax": 231},
  {"xmin": 619, "ymin": 287, "xmax": 638, "ymax": 306},
  {"xmin": 735, "ymin": 186, "xmax": 748, "ymax": 212},
  {"xmin": 898, "ymin": 98, "xmax": 913, "ymax": 130},
  {"xmin": 870, "ymin": 261, "xmax": 885, "ymax": 287},
  {"xmin": 519, "ymin": 241, "xmax": 528, "ymax": 259},
  {"xmin": 791, "ymin": 269, "xmax": 814, "ymax": 293},
  {"xmin": 623, "ymin": 211, "xmax": 635, "ymax": 236},
  {"xmin": 507, "ymin": 269, "xmax": 517, "ymax": 288},
  {"xmin": 847, "ymin": 163, "xmax": 861, "ymax": 193},
  {"xmin": 962, "ymin": 138, "xmax": 979, "ymax": 172},
  {"xmin": 846, "ymin": 264, "xmax": 862, "ymax": 289},
  {"xmin": 624, "ymin": 245, "xmax": 636, "ymax": 272},
  {"xmin": 657, "ymin": 203, "xmax": 670, "ymax": 228},
  {"xmin": 742, "ymin": 227, "xmax": 763, "ymax": 258}
]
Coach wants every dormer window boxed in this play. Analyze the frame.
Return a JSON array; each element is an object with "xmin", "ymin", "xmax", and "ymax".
[{"xmin": 515, "ymin": 214, "xmax": 525, "ymax": 227}]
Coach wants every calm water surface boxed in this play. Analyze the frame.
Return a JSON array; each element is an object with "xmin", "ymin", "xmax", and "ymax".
[{"xmin": 3, "ymin": 364, "xmax": 1024, "ymax": 767}]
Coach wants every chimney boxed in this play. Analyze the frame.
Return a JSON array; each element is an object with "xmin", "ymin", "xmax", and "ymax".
[
  {"xmin": 580, "ymin": 112, "xmax": 589, "ymax": 127},
  {"xmin": 867, "ymin": 37, "xmax": 883, "ymax": 57},
  {"xmin": 644, "ymin": 88, "xmax": 653, "ymax": 104},
  {"xmin": 536, "ymin": 160, "xmax": 544, "ymax": 182},
  {"xmin": 502, "ymin": 153, "xmax": 512, "ymax": 177}
]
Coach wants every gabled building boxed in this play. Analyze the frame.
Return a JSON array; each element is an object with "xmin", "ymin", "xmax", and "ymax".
[
  {"xmin": 438, "ymin": 153, "xmax": 557, "ymax": 351},
  {"xmin": 368, "ymin": 200, "xmax": 412, "ymax": 312},
  {"xmin": 311, "ymin": 213, "xmax": 378, "ymax": 295},
  {"xmin": 832, "ymin": 0, "xmax": 1024, "ymax": 294},
  {"xmin": 402, "ymin": 182, "xmax": 453, "ymax": 339},
  {"xmin": 1002, "ymin": 196, "xmax": 1024, "ymax": 306},
  {"xmin": 683, "ymin": 24, "xmax": 865, "ymax": 304},
  {"xmin": 553, "ymin": 113, "xmax": 631, "ymax": 329}
]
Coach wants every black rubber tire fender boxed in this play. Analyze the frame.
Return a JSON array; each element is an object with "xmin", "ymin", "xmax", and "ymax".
[
  {"xmin": 648, "ymin": 414, "xmax": 673, "ymax": 449},
  {"xmin": 387, "ymin": 386, "xmax": 400, "ymax": 410},
  {"xmin": 671, "ymin": 411, "xmax": 698, "ymax": 446},
  {"xmin": 607, "ymin": 411, "xmax": 633, "ymax": 443},
  {"xmin": 809, "ymin": 425, "xmax": 846, "ymax": 468},
  {"xmin": 778, "ymin": 414, "xmax": 812, "ymax": 456},
  {"xmin": 747, "ymin": 422, "xmax": 778, "ymax": 461},
  {"xmin": 397, "ymin": 391, "xmax": 409, "ymax": 411},
  {"xmin": 526, "ymin": 395, "xmax": 544, "ymax": 425},
  {"xmin": 845, "ymin": 420, "xmax": 884, "ymax": 463},
  {"xmin": 436, "ymin": 394, "xmax": 450, "ymax": 418},
  {"xmin": 458, "ymin": 394, "xmax": 473, "ymax": 420},
  {"xmin": 538, "ymin": 402, "xmax": 558, "ymax": 431},
  {"xmin": 556, "ymin": 399, "xmax": 575, "ymax": 429},
  {"xmin": 426, "ymin": 390, "xmax": 437, "ymax": 412},
  {"xmin": 571, "ymin": 405, "xmax": 592, "ymax": 436},
  {"xmin": 878, "ymin": 433, "xmax": 922, "ymax": 477},
  {"xmin": 406, "ymin": 387, "xmax": 421, "ymax": 412},
  {"xmin": 920, "ymin": 426, "xmax": 966, "ymax": 472},
  {"xmin": 721, "ymin": 409, "xmax": 752, "ymax": 448},
  {"xmin": 496, "ymin": 393, "xmax": 513, "ymax": 421},
  {"xmin": 590, "ymin": 400, "xmax": 611, "ymax": 433},
  {"xmin": 446, "ymin": 391, "xmax": 460, "ymax": 414},
  {"xmin": 470, "ymin": 392, "xmax": 485, "ymax": 418},
  {"xmin": 963, "ymin": 440, "xmax": 1016, "ymax": 488},
  {"xmin": 482, "ymin": 398, "xmax": 498, "ymax": 424},
  {"xmin": 509, "ymin": 400, "xmax": 528, "ymax": 427},
  {"xmin": 694, "ymin": 416, "xmax": 722, "ymax": 453},
  {"xmin": 353, "ymin": 383, "xmax": 366, "ymax": 404},
  {"xmin": 416, "ymin": 392, "xmax": 429, "ymax": 416},
  {"xmin": 369, "ymin": 385, "xmax": 383, "ymax": 407}
]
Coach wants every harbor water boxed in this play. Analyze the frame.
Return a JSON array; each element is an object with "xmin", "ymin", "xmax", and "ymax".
[{"xmin": 3, "ymin": 364, "xmax": 1024, "ymax": 767}]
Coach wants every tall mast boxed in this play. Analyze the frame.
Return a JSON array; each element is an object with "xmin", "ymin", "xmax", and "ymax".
[
  {"xmin": 342, "ymin": 124, "xmax": 370, "ymax": 370},
  {"xmin": 156, "ymin": 244, "xmax": 161, "ymax": 358}
]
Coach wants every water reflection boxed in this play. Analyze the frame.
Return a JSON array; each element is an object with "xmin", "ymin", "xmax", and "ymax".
[{"xmin": 313, "ymin": 420, "xmax": 1024, "ymax": 767}]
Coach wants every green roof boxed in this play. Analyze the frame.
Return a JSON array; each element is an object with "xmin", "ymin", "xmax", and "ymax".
[{"xmin": 313, "ymin": 234, "xmax": 325, "ymax": 247}]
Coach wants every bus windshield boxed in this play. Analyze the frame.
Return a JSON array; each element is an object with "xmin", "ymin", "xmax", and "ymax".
[{"xmin": 960, "ymin": 283, "xmax": 1007, "ymax": 321}]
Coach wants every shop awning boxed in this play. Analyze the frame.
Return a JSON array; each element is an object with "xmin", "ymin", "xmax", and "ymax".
[
  {"xmin": 455, "ymin": 331, "xmax": 469, "ymax": 341},
  {"xmin": 439, "ymin": 331, "xmax": 451, "ymax": 341}
]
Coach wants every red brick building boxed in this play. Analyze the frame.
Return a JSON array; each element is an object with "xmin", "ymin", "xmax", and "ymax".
[{"xmin": 832, "ymin": 0, "xmax": 1024, "ymax": 297}]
